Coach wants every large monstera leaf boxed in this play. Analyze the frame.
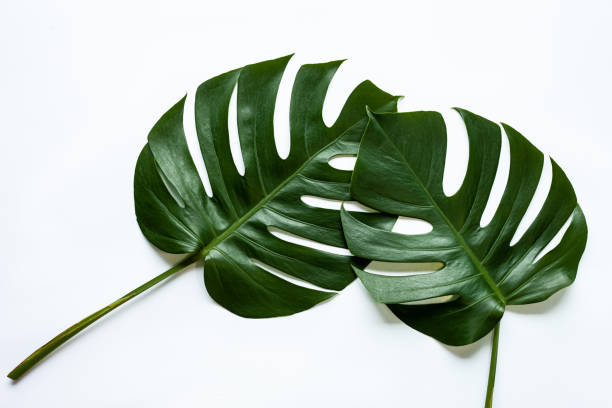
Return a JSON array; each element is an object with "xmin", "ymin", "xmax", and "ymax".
[
  {"xmin": 7, "ymin": 56, "xmax": 398, "ymax": 381},
  {"xmin": 134, "ymin": 55, "xmax": 398, "ymax": 318},
  {"xmin": 341, "ymin": 109, "xmax": 587, "ymax": 346}
]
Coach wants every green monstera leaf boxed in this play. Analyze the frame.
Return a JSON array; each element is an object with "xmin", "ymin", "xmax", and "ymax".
[
  {"xmin": 8, "ymin": 56, "xmax": 398, "ymax": 380},
  {"xmin": 341, "ymin": 109, "xmax": 587, "ymax": 407},
  {"xmin": 134, "ymin": 55, "xmax": 398, "ymax": 316}
]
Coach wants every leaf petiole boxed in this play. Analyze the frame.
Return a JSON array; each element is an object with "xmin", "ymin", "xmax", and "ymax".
[
  {"xmin": 485, "ymin": 322, "xmax": 500, "ymax": 408},
  {"xmin": 7, "ymin": 252, "xmax": 204, "ymax": 381}
]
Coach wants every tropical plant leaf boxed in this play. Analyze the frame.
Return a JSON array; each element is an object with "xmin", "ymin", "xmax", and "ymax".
[
  {"xmin": 341, "ymin": 108, "xmax": 587, "ymax": 346},
  {"xmin": 134, "ymin": 55, "xmax": 399, "ymax": 318},
  {"xmin": 7, "ymin": 56, "xmax": 398, "ymax": 381}
]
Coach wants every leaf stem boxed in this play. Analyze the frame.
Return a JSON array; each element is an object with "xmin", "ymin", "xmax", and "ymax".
[
  {"xmin": 7, "ymin": 252, "xmax": 203, "ymax": 381},
  {"xmin": 485, "ymin": 321, "xmax": 500, "ymax": 408}
]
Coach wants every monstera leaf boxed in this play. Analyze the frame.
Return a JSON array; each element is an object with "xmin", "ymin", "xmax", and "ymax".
[
  {"xmin": 8, "ymin": 56, "xmax": 398, "ymax": 380},
  {"xmin": 135, "ymin": 56, "xmax": 397, "ymax": 316},
  {"xmin": 341, "ymin": 109, "xmax": 587, "ymax": 406}
]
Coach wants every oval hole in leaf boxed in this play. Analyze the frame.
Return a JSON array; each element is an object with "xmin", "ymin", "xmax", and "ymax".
[
  {"xmin": 300, "ymin": 195, "xmax": 377, "ymax": 212},
  {"xmin": 400, "ymin": 295, "xmax": 457, "ymax": 305},
  {"xmin": 365, "ymin": 260, "xmax": 444, "ymax": 276},
  {"xmin": 228, "ymin": 83, "xmax": 245, "ymax": 176},
  {"xmin": 250, "ymin": 258, "xmax": 335, "ymax": 292},
  {"xmin": 267, "ymin": 226, "xmax": 352, "ymax": 256},
  {"xmin": 392, "ymin": 216, "xmax": 433, "ymax": 235},
  {"xmin": 183, "ymin": 89, "xmax": 213, "ymax": 197},
  {"xmin": 343, "ymin": 201, "xmax": 378, "ymax": 213},
  {"xmin": 442, "ymin": 109, "xmax": 469, "ymax": 197},
  {"xmin": 532, "ymin": 212, "xmax": 573, "ymax": 263},
  {"xmin": 321, "ymin": 60, "xmax": 357, "ymax": 128},
  {"xmin": 328, "ymin": 154, "xmax": 357, "ymax": 170},
  {"xmin": 510, "ymin": 155, "xmax": 552, "ymax": 246},
  {"xmin": 480, "ymin": 124, "xmax": 510, "ymax": 227},
  {"xmin": 273, "ymin": 56, "xmax": 299, "ymax": 159}
]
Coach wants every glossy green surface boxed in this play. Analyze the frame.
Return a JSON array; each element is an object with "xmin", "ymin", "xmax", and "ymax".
[
  {"xmin": 8, "ymin": 56, "xmax": 398, "ymax": 380},
  {"xmin": 135, "ymin": 55, "xmax": 398, "ymax": 318},
  {"xmin": 342, "ymin": 108, "xmax": 587, "ymax": 346}
]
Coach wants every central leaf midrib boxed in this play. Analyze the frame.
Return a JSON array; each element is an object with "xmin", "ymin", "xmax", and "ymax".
[
  {"xmin": 376, "ymin": 120, "xmax": 506, "ymax": 304},
  {"xmin": 196, "ymin": 125, "xmax": 355, "ymax": 259}
]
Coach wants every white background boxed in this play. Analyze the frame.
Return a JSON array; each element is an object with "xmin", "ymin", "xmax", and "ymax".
[{"xmin": 1, "ymin": 1, "xmax": 611, "ymax": 407}]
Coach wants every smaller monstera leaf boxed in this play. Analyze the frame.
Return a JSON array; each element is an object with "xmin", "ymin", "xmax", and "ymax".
[
  {"xmin": 341, "ymin": 109, "xmax": 587, "ymax": 346},
  {"xmin": 135, "ymin": 56, "xmax": 398, "ymax": 318}
]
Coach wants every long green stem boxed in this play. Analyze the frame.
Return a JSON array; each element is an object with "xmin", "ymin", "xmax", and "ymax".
[
  {"xmin": 7, "ymin": 252, "xmax": 203, "ymax": 381},
  {"xmin": 485, "ymin": 321, "xmax": 500, "ymax": 408}
]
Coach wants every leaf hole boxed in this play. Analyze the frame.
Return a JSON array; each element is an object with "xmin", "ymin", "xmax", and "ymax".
[
  {"xmin": 328, "ymin": 154, "xmax": 356, "ymax": 171},
  {"xmin": 273, "ymin": 55, "xmax": 299, "ymax": 160},
  {"xmin": 300, "ymin": 195, "xmax": 377, "ymax": 212},
  {"xmin": 321, "ymin": 59, "xmax": 361, "ymax": 128},
  {"xmin": 183, "ymin": 90, "xmax": 213, "ymax": 197},
  {"xmin": 442, "ymin": 109, "xmax": 469, "ymax": 197},
  {"xmin": 228, "ymin": 82, "xmax": 245, "ymax": 176},
  {"xmin": 399, "ymin": 295, "xmax": 457, "ymax": 305},
  {"xmin": 392, "ymin": 216, "xmax": 433, "ymax": 235},
  {"xmin": 480, "ymin": 124, "xmax": 510, "ymax": 227},
  {"xmin": 509, "ymin": 155, "xmax": 552, "ymax": 246},
  {"xmin": 267, "ymin": 226, "xmax": 352, "ymax": 256},
  {"xmin": 364, "ymin": 261, "xmax": 443, "ymax": 276},
  {"xmin": 249, "ymin": 258, "xmax": 335, "ymax": 292},
  {"xmin": 532, "ymin": 212, "xmax": 573, "ymax": 263},
  {"xmin": 343, "ymin": 201, "xmax": 378, "ymax": 213}
]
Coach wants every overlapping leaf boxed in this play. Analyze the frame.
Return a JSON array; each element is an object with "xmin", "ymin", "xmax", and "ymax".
[
  {"xmin": 134, "ymin": 56, "xmax": 398, "ymax": 318},
  {"xmin": 341, "ymin": 109, "xmax": 587, "ymax": 345}
]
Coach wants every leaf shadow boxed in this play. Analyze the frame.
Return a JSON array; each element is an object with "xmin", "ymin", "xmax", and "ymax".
[
  {"xmin": 372, "ymin": 302, "xmax": 405, "ymax": 325},
  {"xmin": 149, "ymin": 243, "xmax": 188, "ymax": 267},
  {"xmin": 369, "ymin": 297, "xmax": 491, "ymax": 358},
  {"xmin": 439, "ymin": 331, "xmax": 491, "ymax": 359},
  {"xmin": 436, "ymin": 290, "xmax": 570, "ymax": 362}
]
